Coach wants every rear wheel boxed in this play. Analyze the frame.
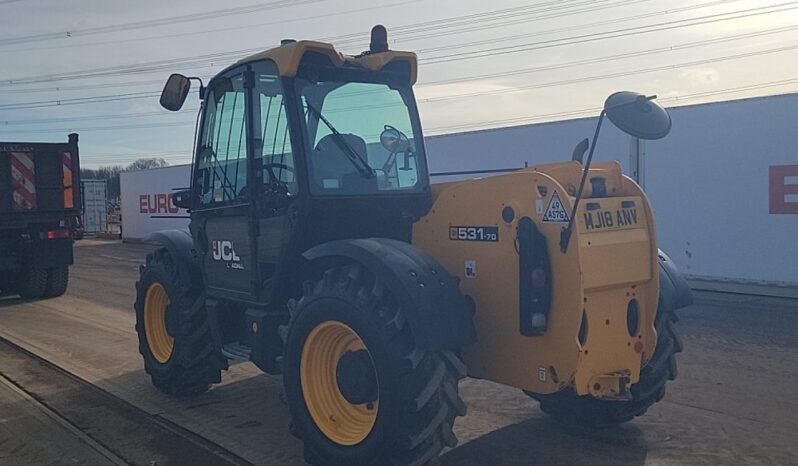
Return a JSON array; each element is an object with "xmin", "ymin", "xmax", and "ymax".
[
  {"xmin": 134, "ymin": 248, "xmax": 227, "ymax": 395},
  {"xmin": 282, "ymin": 264, "xmax": 467, "ymax": 466},
  {"xmin": 17, "ymin": 266, "xmax": 48, "ymax": 299},
  {"xmin": 528, "ymin": 299, "xmax": 682, "ymax": 427},
  {"xmin": 44, "ymin": 266, "xmax": 69, "ymax": 297}
]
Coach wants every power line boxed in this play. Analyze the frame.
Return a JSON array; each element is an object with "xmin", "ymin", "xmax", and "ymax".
[
  {"xmin": 1, "ymin": 0, "xmax": 788, "ymax": 93},
  {"xmin": 424, "ymin": 78, "xmax": 798, "ymax": 134},
  {"xmin": 1, "ymin": 2, "xmax": 795, "ymax": 113},
  {"xmin": 0, "ymin": 108, "xmax": 200, "ymax": 125},
  {"xmin": 0, "ymin": 0, "xmax": 323, "ymax": 46},
  {"xmin": 2, "ymin": 29, "xmax": 797, "ymax": 115},
  {"xmin": 421, "ymin": 1, "xmax": 798, "ymax": 64},
  {"xmin": 0, "ymin": 79, "xmax": 165, "ymax": 94},
  {"xmin": 0, "ymin": 120, "xmax": 196, "ymax": 134},
  {"xmin": 415, "ymin": 0, "xmax": 742, "ymax": 53},
  {"xmin": 421, "ymin": 24, "xmax": 798, "ymax": 87},
  {"xmin": 0, "ymin": 91, "xmax": 162, "ymax": 110},
  {"xmin": 0, "ymin": 0, "xmax": 423, "ymax": 56},
  {"xmin": 0, "ymin": 0, "xmax": 665, "ymax": 87},
  {"xmin": 419, "ymin": 43, "xmax": 798, "ymax": 104}
]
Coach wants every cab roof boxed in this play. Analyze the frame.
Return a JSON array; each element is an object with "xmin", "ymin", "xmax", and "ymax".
[{"xmin": 233, "ymin": 40, "xmax": 418, "ymax": 84}]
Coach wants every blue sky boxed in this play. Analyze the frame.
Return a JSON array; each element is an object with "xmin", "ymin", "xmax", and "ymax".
[{"xmin": 1, "ymin": 0, "xmax": 797, "ymax": 168}]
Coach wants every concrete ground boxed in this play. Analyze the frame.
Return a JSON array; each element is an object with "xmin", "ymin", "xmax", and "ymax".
[{"xmin": 0, "ymin": 238, "xmax": 796, "ymax": 465}]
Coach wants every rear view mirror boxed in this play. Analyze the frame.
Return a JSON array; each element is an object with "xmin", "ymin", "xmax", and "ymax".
[
  {"xmin": 160, "ymin": 74, "xmax": 191, "ymax": 111},
  {"xmin": 380, "ymin": 125, "xmax": 410, "ymax": 154},
  {"xmin": 172, "ymin": 189, "xmax": 192, "ymax": 209},
  {"xmin": 604, "ymin": 91, "xmax": 671, "ymax": 140}
]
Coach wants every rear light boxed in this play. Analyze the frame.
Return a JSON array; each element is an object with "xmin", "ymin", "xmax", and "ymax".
[
  {"xmin": 517, "ymin": 217, "xmax": 552, "ymax": 336},
  {"xmin": 43, "ymin": 229, "xmax": 70, "ymax": 240}
]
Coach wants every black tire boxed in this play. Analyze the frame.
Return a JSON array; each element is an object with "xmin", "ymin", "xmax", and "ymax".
[
  {"xmin": 282, "ymin": 264, "xmax": 467, "ymax": 466},
  {"xmin": 530, "ymin": 298, "xmax": 683, "ymax": 427},
  {"xmin": 44, "ymin": 266, "xmax": 69, "ymax": 297},
  {"xmin": 17, "ymin": 266, "xmax": 48, "ymax": 299},
  {"xmin": 134, "ymin": 248, "xmax": 227, "ymax": 396}
]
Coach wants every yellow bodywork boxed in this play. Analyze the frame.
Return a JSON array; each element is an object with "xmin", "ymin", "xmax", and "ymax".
[
  {"xmin": 412, "ymin": 161, "xmax": 659, "ymax": 397},
  {"xmin": 236, "ymin": 40, "xmax": 418, "ymax": 84}
]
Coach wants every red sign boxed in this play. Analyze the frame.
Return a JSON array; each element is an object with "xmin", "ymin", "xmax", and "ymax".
[
  {"xmin": 139, "ymin": 193, "xmax": 179, "ymax": 214},
  {"xmin": 769, "ymin": 165, "xmax": 798, "ymax": 214}
]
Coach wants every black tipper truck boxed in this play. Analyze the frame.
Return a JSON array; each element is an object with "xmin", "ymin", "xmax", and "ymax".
[{"xmin": 0, "ymin": 134, "xmax": 81, "ymax": 298}]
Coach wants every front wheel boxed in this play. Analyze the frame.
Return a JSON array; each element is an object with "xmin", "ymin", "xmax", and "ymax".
[
  {"xmin": 282, "ymin": 264, "xmax": 467, "ymax": 466},
  {"xmin": 134, "ymin": 248, "xmax": 227, "ymax": 395}
]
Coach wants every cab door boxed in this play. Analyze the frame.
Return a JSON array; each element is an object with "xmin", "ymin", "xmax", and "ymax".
[
  {"xmin": 251, "ymin": 60, "xmax": 299, "ymax": 302},
  {"xmin": 190, "ymin": 66, "xmax": 256, "ymax": 300}
]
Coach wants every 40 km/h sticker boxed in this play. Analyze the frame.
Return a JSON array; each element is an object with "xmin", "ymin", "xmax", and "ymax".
[{"xmin": 449, "ymin": 226, "xmax": 499, "ymax": 242}]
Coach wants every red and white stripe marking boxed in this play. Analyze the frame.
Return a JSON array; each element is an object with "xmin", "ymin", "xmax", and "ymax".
[{"xmin": 10, "ymin": 151, "xmax": 36, "ymax": 210}]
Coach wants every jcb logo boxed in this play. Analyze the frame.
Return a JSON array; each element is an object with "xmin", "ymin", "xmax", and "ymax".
[{"xmin": 211, "ymin": 240, "xmax": 241, "ymax": 263}]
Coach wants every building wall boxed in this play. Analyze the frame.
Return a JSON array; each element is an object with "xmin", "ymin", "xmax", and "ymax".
[{"xmin": 119, "ymin": 94, "xmax": 798, "ymax": 286}]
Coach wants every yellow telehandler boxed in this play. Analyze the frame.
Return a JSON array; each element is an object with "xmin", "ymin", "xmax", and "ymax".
[{"xmin": 135, "ymin": 26, "xmax": 691, "ymax": 465}]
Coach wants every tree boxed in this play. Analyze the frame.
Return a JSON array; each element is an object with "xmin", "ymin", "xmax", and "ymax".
[
  {"xmin": 127, "ymin": 158, "xmax": 169, "ymax": 171},
  {"xmin": 78, "ymin": 158, "xmax": 170, "ymax": 207}
]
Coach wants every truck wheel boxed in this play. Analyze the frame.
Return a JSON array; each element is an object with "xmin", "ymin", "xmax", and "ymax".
[
  {"xmin": 44, "ymin": 267, "xmax": 69, "ymax": 297},
  {"xmin": 17, "ymin": 266, "xmax": 48, "ymax": 299},
  {"xmin": 134, "ymin": 248, "xmax": 227, "ymax": 396},
  {"xmin": 282, "ymin": 264, "xmax": 467, "ymax": 466},
  {"xmin": 528, "ymin": 299, "xmax": 682, "ymax": 427}
]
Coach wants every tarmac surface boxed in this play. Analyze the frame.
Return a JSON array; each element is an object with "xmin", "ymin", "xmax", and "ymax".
[{"xmin": 0, "ymin": 238, "xmax": 796, "ymax": 465}]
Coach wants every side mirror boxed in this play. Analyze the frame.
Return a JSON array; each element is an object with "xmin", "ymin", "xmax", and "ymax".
[
  {"xmin": 380, "ymin": 125, "xmax": 410, "ymax": 154},
  {"xmin": 172, "ymin": 189, "xmax": 192, "ymax": 209},
  {"xmin": 604, "ymin": 92, "xmax": 671, "ymax": 140},
  {"xmin": 160, "ymin": 74, "xmax": 191, "ymax": 111}
]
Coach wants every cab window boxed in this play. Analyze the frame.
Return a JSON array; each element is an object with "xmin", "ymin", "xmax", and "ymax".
[
  {"xmin": 196, "ymin": 72, "xmax": 248, "ymax": 205},
  {"xmin": 253, "ymin": 61, "xmax": 296, "ymax": 195}
]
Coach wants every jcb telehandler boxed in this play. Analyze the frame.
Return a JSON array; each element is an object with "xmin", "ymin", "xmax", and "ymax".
[{"xmin": 136, "ymin": 26, "xmax": 692, "ymax": 465}]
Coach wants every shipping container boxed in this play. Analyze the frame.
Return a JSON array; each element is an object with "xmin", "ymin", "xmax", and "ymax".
[{"xmin": 81, "ymin": 179, "xmax": 107, "ymax": 234}]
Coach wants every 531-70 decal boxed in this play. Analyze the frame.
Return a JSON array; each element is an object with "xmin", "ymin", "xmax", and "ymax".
[{"xmin": 449, "ymin": 226, "xmax": 499, "ymax": 242}]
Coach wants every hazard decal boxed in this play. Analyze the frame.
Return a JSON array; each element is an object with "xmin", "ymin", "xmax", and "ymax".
[
  {"xmin": 542, "ymin": 191, "xmax": 569, "ymax": 222},
  {"xmin": 10, "ymin": 151, "xmax": 37, "ymax": 210}
]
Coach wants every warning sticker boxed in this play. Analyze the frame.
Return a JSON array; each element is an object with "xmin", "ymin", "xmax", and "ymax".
[{"xmin": 542, "ymin": 191, "xmax": 569, "ymax": 222}]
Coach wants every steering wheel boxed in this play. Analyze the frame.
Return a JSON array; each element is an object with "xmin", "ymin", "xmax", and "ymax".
[{"xmin": 263, "ymin": 163, "xmax": 295, "ymax": 184}]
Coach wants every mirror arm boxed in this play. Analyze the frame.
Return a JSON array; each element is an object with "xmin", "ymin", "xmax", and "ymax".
[
  {"xmin": 560, "ymin": 110, "xmax": 605, "ymax": 254},
  {"xmin": 186, "ymin": 76, "xmax": 205, "ymax": 100}
]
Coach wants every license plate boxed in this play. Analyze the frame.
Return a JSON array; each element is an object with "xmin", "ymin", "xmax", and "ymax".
[{"xmin": 582, "ymin": 207, "xmax": 640, "ymax": 231}]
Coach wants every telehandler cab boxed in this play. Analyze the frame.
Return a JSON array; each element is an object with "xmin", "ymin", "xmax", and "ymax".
[{"xmin": 136, "ymin": 26, "xmax": 692, "ymax": 465}]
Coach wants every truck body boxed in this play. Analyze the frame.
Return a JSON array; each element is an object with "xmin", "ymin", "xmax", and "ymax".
[{"xmin": 0, "ymin": 133, "xmax": 81, "ymax": 298}]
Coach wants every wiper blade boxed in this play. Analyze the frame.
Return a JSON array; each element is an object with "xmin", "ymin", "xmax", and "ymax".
[{"xmin": 306, "ymin": 102, "xmax": 375, "ymax": 178}]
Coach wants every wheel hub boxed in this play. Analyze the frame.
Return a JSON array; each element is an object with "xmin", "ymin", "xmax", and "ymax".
[
  {"xmin": 336, "ymin": 349, "xmax": 379, "ymax": 405},
  {"xmin": 143, "ymin": 282, "xmax": 174, "ymax": 364},
  {"xmin": 300, "ymin": 321, "xmax": 379, "ymax": 446}
]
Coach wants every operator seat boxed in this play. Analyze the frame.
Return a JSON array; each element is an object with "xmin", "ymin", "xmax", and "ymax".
[{"xmin": 311, "ymin": 134, "xmax": 377, "ymax": 193}]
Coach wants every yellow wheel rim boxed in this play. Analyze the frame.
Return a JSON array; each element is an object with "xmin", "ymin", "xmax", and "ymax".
[
  {"xmin": 300, "ymin": 321, "xmax": 379, "ymax": 446},
  {"xmin": 144, "ymin": 282, "xmax": 174, "ymax": 364}
]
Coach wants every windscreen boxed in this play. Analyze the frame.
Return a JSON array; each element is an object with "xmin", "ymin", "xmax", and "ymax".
[{"xmin": 296, "ymin": 78, "xmax": 426, "ymax": 195}]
